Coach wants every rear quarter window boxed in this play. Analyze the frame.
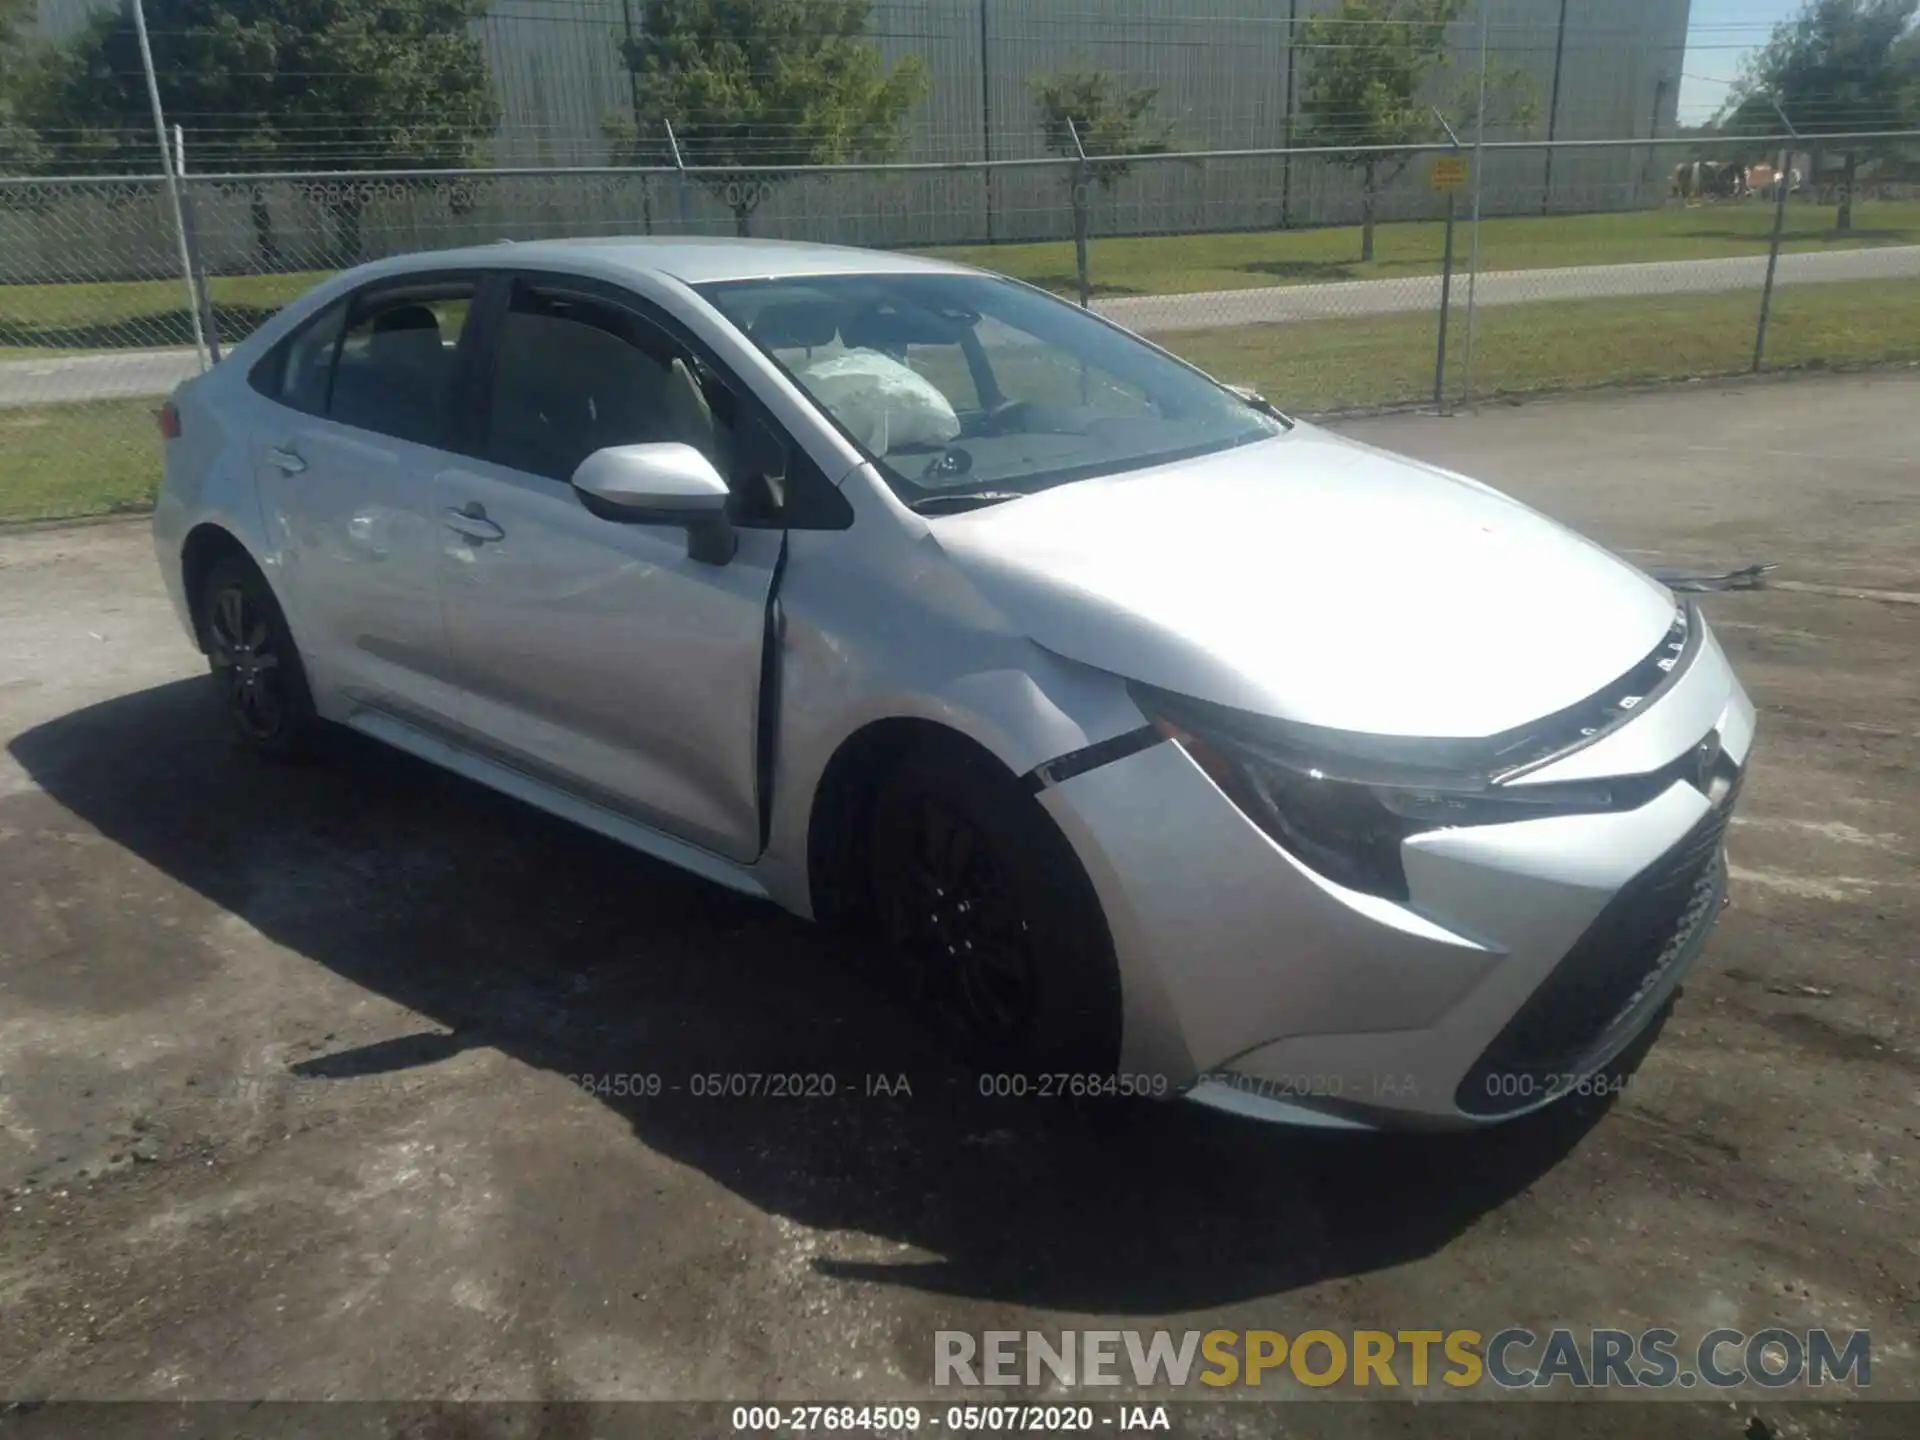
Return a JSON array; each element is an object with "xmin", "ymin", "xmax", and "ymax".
[{"xmin": 249, "ymin": 300, "xmax": 348, "ymax": 414}]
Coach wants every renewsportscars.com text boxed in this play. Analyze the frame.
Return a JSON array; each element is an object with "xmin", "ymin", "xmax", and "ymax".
[{"xmin": 934, "ymin": 1327, "xmax": 1872, "ymax": 1391}]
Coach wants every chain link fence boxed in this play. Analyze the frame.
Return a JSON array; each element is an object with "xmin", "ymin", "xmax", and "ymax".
[{"xmin": 6, "ymin": 133, "xmax": 1920, "ymax": 522}]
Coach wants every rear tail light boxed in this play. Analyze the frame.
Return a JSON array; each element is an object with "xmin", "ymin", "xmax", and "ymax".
[{"xmin": 156, "ymin": 401, "xmax": 182, "ymax": 439}]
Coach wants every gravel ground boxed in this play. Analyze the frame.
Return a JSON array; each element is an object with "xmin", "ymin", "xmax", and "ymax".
[{"xmin": 0, "ymin": 372, "xmax": 1915, "ymax": 1438}]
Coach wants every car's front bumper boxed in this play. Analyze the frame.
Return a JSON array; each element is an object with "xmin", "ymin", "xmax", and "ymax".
[{"xmin": 1036, "ymin": 618, "xmax": 1755, "ymax": 1129}]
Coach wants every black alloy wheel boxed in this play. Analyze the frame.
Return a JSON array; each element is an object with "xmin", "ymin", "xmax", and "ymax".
[
  {"xmin": 890, "ymin": 789, "xmax": 1039, "ymax": 1050},
  {"xmin": 198, "ymin": 554, "xmax": 318, "ymax": 757},
  {"xmin": 870, "ymin": 741, "xmax": 1122, "ymax": 1074}
]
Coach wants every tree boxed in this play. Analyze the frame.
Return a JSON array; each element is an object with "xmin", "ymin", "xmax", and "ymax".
[
  {"xmin": 30, "ymin": 0, "xmax": 497, "ymax": 265},
  {"xmin": 607, "ymin": 0, "xmax": 929, "ymax": 237},
  {"xmin": 1030, "ymin": 69, "xmax": 1173, "ymax": 305},
  {"xmin": 1719, "ymin": 0, "xmax": 1919, "ymax": 231},
  {"xmin": 0, "ymin": 0, "xmax": 42, "ymax": 172},
  {"xmin": 1296, "ymin": 0, "xmax": 1533, "ymax": 262}
]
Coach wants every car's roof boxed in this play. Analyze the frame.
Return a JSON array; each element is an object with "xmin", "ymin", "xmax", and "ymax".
[{"xmin": 362, "ymin": 235, "xmax": 975, "ymax": 287}]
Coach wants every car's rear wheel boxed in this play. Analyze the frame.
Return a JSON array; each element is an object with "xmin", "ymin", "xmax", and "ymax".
[
  {"xmin": 198, "ymin": 554, "xmax": 319, "ymax": 759},
  {"xmin": 869, "ymin": 740, "xmax": 1122, "ymax": 1075}
]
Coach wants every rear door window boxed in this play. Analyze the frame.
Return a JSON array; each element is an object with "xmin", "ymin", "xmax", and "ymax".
[{"xmin": 327, "ymin": 285, "xmax": 475, "ymax": 447}]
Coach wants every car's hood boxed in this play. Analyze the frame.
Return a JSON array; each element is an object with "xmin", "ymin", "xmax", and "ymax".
[{"xmin": 928, "ymin": 424, "xmax": 1677, "ymax": 738}]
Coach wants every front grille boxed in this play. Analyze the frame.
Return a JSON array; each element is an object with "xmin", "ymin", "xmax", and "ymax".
[{"xmin": 1456, "ymin": 786, "xmax": 1737, "ymax": 1118}]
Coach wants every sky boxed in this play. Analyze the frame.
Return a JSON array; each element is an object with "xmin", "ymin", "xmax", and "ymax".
[{"xmin": 1676, "ymin": 0, "xmax": 1805, "ymax": 125}]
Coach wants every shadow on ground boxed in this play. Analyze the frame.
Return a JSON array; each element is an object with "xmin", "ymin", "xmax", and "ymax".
[
  {"xmin": 1677, "ymin": 225, "xmax": 1918, "ymax": 245},
  {"xmin": 1237, "ymin": 259, "xmax": 1368, "ymax": 283},
  {"xmin": 8, "ymin": 678, "xmax": 1645, "ymax": 1314}
]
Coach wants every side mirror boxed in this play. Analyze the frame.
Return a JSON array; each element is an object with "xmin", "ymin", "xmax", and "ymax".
[{"xmin": 571, "ymin": 443, "xmax": 736, "ymax": 564}]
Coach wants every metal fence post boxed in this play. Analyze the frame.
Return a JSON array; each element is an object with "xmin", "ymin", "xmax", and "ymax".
[
  {"xmin": 979, "ymin": 0, "xmax": 996, "ymax": 241},
  {"xmin": 172, "ymin": 125, "xmax": 221, "ymax": 364},
  {"xmin": 618, "ymin": 0, "xmax": 653, "ymax": 235},
  {"xmin": 1753, "ymin": 98, "xmax": 1799, "ymax": 373},
  {"xmin": 1539, "ymin": 0, "xmax": 1569, "ymax": 214},
  {"xmin": 1280, "ymin": 0, "xmax": 1299, "ymax": 229},
  {"xmin": 129, "ymin": 0, "xmax": 208, "ymax": 371},
  {"xmin": 1435, "ymin": 192, "xmax": 1458, "ymax": 411},
  {"xmin": 1066, "ymin": 118, "xmax": 1092, "ymax": 308},
  {"xmin": 1431, "ymin": 110, "xmax": 1464, "ymax": 413},
  {"xmin": 1460, "ymin": 0, "xmax": 1492, "ymax": 410},
  {"xmin": 663, "ymin": 117, "xmax": 688, "ymax": 233}
]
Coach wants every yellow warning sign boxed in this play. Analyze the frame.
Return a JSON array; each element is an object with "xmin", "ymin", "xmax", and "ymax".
[{"xmin": 1431, "ymin": 155, "xmax": 1470, "ymax": 192}]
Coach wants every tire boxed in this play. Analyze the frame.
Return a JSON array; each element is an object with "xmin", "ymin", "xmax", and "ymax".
[
  {"xmin": 197, "ymin": 553, "xmax": 320, "ymax": 760},
  {"xmin": 869, "ymin": 740, "xmax": 1123, "ymax": 1075}
]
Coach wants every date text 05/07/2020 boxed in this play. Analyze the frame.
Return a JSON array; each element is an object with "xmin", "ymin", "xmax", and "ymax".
[{"xmin": 729, "ymin": 1405, "xmax": 1173, "ymax": 1432}]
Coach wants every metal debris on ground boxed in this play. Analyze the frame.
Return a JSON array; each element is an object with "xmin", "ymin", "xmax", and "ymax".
[{"xmin": 1653, "ymin": 562, "xmax": 1777, "ymax": 592}]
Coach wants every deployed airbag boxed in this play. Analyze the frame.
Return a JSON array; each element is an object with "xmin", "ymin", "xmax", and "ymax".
[{"xmin": 795, "ymin": 348, "xmax": 960, "ymax": 457}]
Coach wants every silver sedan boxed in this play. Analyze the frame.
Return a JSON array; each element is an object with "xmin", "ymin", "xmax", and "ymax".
[{"xmin": 152, "ymin": 238, "xmax": 1753, "ymax": 1128}]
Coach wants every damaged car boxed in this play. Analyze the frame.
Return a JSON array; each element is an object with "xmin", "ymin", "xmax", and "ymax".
[{"xmin": 152, "ymin": 238, "xmax": 1753, "ymax": 1127}]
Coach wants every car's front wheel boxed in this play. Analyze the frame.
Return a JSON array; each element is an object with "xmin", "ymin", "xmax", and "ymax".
[
  {"xmin": 869, "ymin": 740, "xmax": 1123, "ymax": 1076},
  {"xmin": 198, "ymin": 554, "xmax": 319, "ymax": 759}
]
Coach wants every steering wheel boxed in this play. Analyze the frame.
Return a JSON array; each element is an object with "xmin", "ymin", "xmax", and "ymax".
[
  {"xmin": 970, "ymin": 397, "xmax": 1029, "ymax": 436},
  {"xmin": 918, "ymin": 442, "xmax": 975, "ymax": 483}
]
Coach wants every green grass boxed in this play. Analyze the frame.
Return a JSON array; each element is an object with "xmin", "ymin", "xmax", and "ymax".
[
  {"xmin": 1158, "ymin": 277, "xmax": 1920, "ymax": 414},
  {"xmin": 5, "ymin": 279, "xmax": 1918, "ymax": 525},
  {"xmin": 0, "ymin": 271, "xmax": 327, "ymax": 358},
  {"xmin": 6, "ymin": 201, "xmax": 1919, "ymax": 360},
  {"xmin": 0, "ymin": 398, "xmax": 164, "ymax": 522},
  {"xmin": 924, "ymin": 199, "xmax": 1920, "ymax": 298}
]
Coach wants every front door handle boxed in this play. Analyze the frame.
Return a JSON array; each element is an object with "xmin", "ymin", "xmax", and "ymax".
[
  {"xmin": 444, "ymin": 503, "xmax": 505, "ymax": 543},
  {"xmin": 268, "ymin": 446, "xmax": 307, "ymax": 475}
]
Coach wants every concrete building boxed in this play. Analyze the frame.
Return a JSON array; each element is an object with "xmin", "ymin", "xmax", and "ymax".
[
  {"xmin": 468, "ymin": 0, "xmax": 1693, "ymax": 243},
  {"xmin": 22, "ymin": 0, "xmax": 1693, "ymax": 255}
]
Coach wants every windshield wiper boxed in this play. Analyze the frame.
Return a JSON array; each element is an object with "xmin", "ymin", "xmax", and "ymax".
[
  {"xmin": 1225, "ymin": 384, "xmax": 1293, "ymax": 426},
  {"xmin": 906, "ymin": 490, "xmax": 1029, "ymax": 515}
]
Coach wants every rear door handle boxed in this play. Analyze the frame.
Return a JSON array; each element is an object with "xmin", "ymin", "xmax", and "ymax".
[
  {"xmin": 444, "ymin": 504, "xmax": 505, "ymax": 543},
  {"xmin": 268, "ymin": 446, "xmax": 307, "ymax": 475}
]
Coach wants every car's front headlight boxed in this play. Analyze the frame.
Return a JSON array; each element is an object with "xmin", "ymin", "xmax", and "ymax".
[{"xmin": 1128, "ymin": 682, "xmax": 1621, "ymax": 901}]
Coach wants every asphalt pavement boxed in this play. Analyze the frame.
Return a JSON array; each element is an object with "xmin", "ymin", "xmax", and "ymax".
[
  {"xmin": 2, "ymin": 372, "xmax": 1916, "ymax": 1415},
  {"xmin": 0, "ymin": 345, "xmax": 204, "ymax": 409}
]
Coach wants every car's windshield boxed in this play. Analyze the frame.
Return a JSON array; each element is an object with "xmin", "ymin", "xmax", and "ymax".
[{"xmin": 697, "ymin": 272, "xmax": 1287, "ymax": 508}]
